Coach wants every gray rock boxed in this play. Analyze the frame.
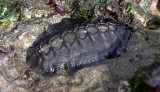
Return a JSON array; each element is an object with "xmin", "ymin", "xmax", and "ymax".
[{"xmin": 0, "ymin": 0, "xmax": 160, "ymax": 92}]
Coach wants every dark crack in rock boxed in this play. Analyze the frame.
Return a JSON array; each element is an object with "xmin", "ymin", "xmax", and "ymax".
[{"xmin": 157, "ymin": 0, "xmax": 160, "ymax": 12}]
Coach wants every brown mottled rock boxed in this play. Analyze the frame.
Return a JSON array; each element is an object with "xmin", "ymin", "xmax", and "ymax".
[{"xmin": 150, "ymin": 0, "xmax": 160, "ymax": 18}]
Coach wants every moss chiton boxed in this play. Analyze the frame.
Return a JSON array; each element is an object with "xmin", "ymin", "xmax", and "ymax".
[{"xmin": 26, "ymin": 18, "xmax": 131, "ymax": 76}]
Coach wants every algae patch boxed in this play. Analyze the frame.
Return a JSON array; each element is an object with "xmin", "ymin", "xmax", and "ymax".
[{"xmin": 0, "ymin": 0, "xmax": 22, "ymax": 23}]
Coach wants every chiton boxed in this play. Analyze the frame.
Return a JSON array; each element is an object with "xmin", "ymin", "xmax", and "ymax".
[{"xmin": 26, "ymin": 18, "xmax": 131, "ymax": 76}]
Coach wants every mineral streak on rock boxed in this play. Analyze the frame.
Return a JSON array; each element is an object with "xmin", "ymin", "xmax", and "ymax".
[{"xmin": 26, "ymin": 18, "xmax": 131, "ymax": 76}]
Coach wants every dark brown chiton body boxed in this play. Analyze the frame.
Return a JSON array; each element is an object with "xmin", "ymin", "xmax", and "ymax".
[{"xmin": 26, "ymin": 18, "xmax": 131, "ymax": 76}]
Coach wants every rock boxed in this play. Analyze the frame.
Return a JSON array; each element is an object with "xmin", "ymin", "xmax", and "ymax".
[
  {"xmin": 129, "ymin": 61, "xmax": 160, "ymax": 92},
  {"xmin": 0, "ymin": 0, "xmax": 160, "ymax": 92},
  {"xmin": 21, "ymin": 0, "xmax": 54, "ymax": 20},
  {"xmin": 150, "ymin": 0, "xmax": 160, "ymax": 18},
  {"xmin": 23, "ymin": 8, "xmax": 32, "ymax": 19}
]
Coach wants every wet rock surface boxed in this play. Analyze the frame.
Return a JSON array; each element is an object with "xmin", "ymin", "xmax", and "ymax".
[
  {"xmin": 125, "ymin": 0, "xmax": 160, "ymax": 26},
  {"xmin": 0, "ymin": 0, "xmax": 160, "ymax": 92},
  {"xmin": 128, "ymin": 61, "xmax": 160, "ymax": 92}
]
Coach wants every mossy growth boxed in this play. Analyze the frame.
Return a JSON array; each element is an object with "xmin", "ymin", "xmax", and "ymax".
[
  {"xmin": 64, "ymin": 0, "xmax": 106, "ymax": 21},
  {"xmin": 125, "ymin": 4, "xmax": 135, "ymax": 14},
  {"xmin": 128, "ymin": 65, "xmax": 150, "ymax": 92},
  {"xmin": 0, "ymin": 0, "xmax": 24, "ymax": 23},
  {"xmin": 128, "ymin": 57, "xmax": 160, "ymax": 92}
]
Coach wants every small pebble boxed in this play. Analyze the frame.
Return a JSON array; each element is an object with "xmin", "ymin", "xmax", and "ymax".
[{"xmin": 0, "ymin": 46, "xmax": 9, "ymax": 53}]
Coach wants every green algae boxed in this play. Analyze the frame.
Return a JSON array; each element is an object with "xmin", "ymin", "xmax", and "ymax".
[
  {"xmin": 0, "ymin": 0, "xmax": 23, "ymax": 22},
  {"xmin": 129, "ymin": 46, "xmax": 160, "ymax": 92},
  {"xmin": 64, "ymin": 0, "xmax": 106, "ymax": 20},
  {"xmin": 125, "ymin": 4, "xmax": 135, "ymax": 14}
]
